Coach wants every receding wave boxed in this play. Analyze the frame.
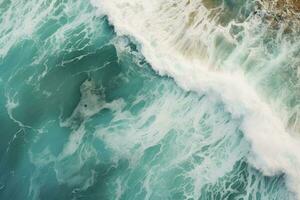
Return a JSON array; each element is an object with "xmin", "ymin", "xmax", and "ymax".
[{"xmin": 94, "ymin": 0, "xmax": 300, "ymax": 198}]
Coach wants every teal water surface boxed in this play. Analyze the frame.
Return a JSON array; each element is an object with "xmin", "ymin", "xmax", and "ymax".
[{"xmin": 0, "ymin": 0, "xmax": 297, "ymax": 200}]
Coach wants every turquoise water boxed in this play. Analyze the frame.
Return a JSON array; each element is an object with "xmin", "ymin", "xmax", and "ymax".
[{"xmin": 0, "ymin": 0, "xmax": 299, "ymax": 200}]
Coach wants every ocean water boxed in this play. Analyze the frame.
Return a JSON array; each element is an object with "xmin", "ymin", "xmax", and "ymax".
[{"xmin": 0, "ymin": 0, "xmax": 299, "ymax": 200}]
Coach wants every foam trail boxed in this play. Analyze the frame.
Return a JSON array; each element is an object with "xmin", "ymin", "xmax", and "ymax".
[{"xmin": 92, "ymin": 0, "xmax": 300, "ymax": 198}]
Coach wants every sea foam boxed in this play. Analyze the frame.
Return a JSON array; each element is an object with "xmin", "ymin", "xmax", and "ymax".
[{"xmin": 92, "ymin": 0, "xmax": 300, "ymax": 198}]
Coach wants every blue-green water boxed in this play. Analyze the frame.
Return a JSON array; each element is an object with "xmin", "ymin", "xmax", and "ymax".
[{"xmin": 0, "ymin": 0, "xmax": 299, "ymax": 199}]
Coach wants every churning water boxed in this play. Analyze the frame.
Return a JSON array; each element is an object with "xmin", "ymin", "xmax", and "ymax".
[{"xmin": 0, "ymin": 0, "xmax": 299, "ymax": 199}]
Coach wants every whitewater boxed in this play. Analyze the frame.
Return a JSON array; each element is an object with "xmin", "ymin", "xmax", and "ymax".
[
  {"xmin": 0, "ymin": 0, "xmax": 299, "ymax": 199},
  {"xmin": 94, "ymin": 0, "xmax": 300, "ymax": 198}
]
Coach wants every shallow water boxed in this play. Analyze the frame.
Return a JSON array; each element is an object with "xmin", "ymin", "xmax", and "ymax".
[{"xmin": 0, "ymin": 0, "xmax": 299, "ymax": 199}]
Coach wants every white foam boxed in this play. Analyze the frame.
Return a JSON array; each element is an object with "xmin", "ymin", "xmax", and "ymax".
[{"xmin": 92, "ymin": 0, "xmax": 300, "ymax": 198}]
